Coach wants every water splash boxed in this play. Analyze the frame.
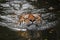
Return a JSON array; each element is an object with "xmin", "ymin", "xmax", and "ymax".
[{"xmin": 0, "ymin": 0, "xmax": 57, "ymax": 31}]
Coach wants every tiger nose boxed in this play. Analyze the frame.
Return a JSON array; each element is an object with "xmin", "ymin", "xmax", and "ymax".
[
  {"xmin": 29, "ymin": 18, "xmax": 35, "ymax": 22},
  {"xmin": 30, "ymin": 19, "xmax": 35, "ymax": 22},
  {"xmin": 28, "ymin": 14, "xmax": 35, "ymax": 22}
]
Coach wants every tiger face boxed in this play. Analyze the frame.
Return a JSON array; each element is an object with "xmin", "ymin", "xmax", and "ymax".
[{"xmin": 18, "ymin": 13, "xmax": 41, "ymax": 30}]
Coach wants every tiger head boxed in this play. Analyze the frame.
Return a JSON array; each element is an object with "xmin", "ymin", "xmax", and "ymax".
[{"xmin": 17, "ymin": 13, "xmax": 41, "ymax": 30}]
